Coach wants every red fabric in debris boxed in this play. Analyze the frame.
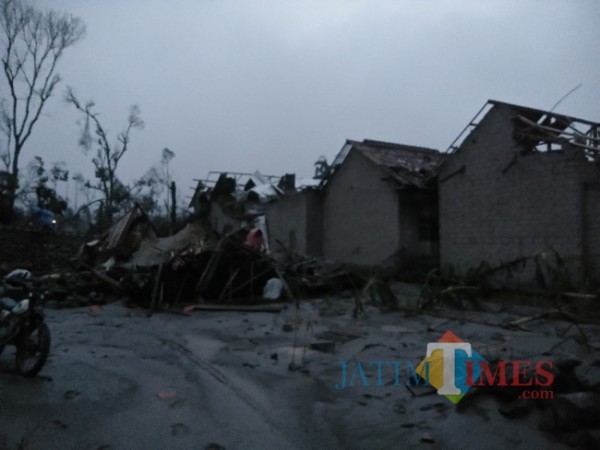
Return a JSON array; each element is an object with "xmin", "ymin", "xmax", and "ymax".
[{"xmin": 244, "ymin": 228, "xmax": 264, "ymax": 251}]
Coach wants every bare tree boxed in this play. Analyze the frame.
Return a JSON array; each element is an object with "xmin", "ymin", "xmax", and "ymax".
[
  {"xmin": 65, "ymin": 86, "xmax": 144, "ymax": 224},
  {"xmin": 159, "ymin": 147, "xmax": 177, "ymax": 232},
  {"xmin": 136, "ymin": 147, "xmax": 178, "ymax": 232},
  {"xmin": 24, "ymin": 155, "xmax": 68, "ymax": 213},
  {"xmin": 0, "ymin": 0, "xmax": 84, "ymax": 222}
]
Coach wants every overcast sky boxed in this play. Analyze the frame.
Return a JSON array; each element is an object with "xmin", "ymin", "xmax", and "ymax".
[{"xmin": 19, "ymin": 0, "xmax": 600, "ymax": 204}]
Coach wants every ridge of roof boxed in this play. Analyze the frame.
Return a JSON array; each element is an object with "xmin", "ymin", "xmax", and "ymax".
[{"xmin": 347, "ymin": 138, "xmax": 440, "ymax": 154}]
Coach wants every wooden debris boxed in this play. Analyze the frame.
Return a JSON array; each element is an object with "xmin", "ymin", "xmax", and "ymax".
[
  {"xmin": 504, "ymin": 308, "xmax": 561, "ymax": 329},
  {"xmin": 183, "ymin": 303, "xmax": 284, "ymax": 313},
  {"xmin": 89, "ymin": 267, "xmax": 122, "ymax": 291}
]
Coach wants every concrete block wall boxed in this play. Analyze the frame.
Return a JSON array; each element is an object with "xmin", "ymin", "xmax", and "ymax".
[
  {"xmin": 322, "ymin": 150, "xmax": 400, "ymax": 266},
  {"xmin": 439, "ymin": 103, "xmax": 599, "ymax": 282},
  {"xmin": 584, "ymin": 184, "xmax": 600, "ymax": 280}
]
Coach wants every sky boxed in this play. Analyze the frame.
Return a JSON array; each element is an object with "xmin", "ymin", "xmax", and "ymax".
[{"xmin": 12, "ymin": 0, "xmax": 600, "ymax": 206}]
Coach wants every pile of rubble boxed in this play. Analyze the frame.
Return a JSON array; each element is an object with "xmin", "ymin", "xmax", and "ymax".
[{"xmin": 0, "ymin": 206, "xmax": 364, "ymax": 312}]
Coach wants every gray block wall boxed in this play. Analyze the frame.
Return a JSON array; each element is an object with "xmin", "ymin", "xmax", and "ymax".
[
  {"xmin": 439, "ymin": 103, "xmax": 600, "ymax": 283},
  {"xmin": 322, "ymin": 150, "xmax": 400, "ymax": 266}
]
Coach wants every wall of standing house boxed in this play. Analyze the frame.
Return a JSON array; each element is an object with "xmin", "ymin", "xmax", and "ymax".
[
  {"xmin": 322, "ymin": 150, "xmax": 400, "ymax": 266},
  {"xmin": 397, "ymin": 190, "xmax": 439, "ymax": 269},
  {"xmin": 438, "ymin": 103, "xmax": 600, "ymax": 283},
  {"xmin": 266, "ymin": 150, "xmax": 440, "ymax": 269}
]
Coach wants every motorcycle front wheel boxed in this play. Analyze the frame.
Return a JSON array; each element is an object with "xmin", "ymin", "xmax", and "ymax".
[{"xmin": 15, "ymin": 322, "xmax": 50, "ymax": 377}]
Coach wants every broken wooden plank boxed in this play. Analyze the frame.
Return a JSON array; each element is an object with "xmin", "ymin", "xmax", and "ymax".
[
  {"xmin": 217, "ymin": 267, "xmax": 240, "ymax": 303},
  {"xmin": 90, "ymin": 267, "xmax": 122, "ymax": 291},
  {"xmin": 563, "ymin": 292, "xmax": 597, "ymax": 301},
  {"xmin": 227, "ymin": 266, "xmax": 274, "ymax": 297},
  {"xmin": 149, "ymin": 263, "xmax": 164, "ymax": 313},
  {"xmin": 503, "ymin": 308, "xmax": 561, "ymax": 328},
  {"xmin": 185, "ymin": 303, "xmax": 285, "ymax": 313},
  {"xmin": 194, "ymin": 238, "xmax": 226, "ymax": 294}
]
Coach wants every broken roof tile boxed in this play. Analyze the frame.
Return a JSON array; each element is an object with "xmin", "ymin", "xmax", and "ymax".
[{"xmin": 332, "ymin": 139, "xmax": 444, "ymax": 188}]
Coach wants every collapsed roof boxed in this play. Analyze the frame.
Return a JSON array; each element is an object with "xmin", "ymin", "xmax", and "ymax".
[
  {"xmin": 448, "ymin": 99, "xmax": 600, "ymax": 160},
  {"xmin": 189, "ymin": 170, "xmax": 284, "ymax": 212}
]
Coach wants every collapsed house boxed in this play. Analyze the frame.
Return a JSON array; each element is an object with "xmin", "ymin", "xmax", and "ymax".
[
  {"xmin": 81, "ymin": 99, "xmax": 600, "ymax": 301},
  {"xmin": 68, "ymin": 203, "xmax": 283, "ymax": 308},
  {"xmin": 267, "ymin": 139, "xmax": 444, "ymax": 270},
  {"xmin": 439, "ymin": 100, "xmax": 600, "ymax": 285},
  {"xmin": 189, "ymin": 171, "xmax": 286, "ymax": 236}
]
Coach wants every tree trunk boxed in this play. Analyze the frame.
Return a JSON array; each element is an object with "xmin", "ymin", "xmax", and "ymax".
[
  {"xmin": 170, "ymin": 181, "xmax": 177, "ymax": 235},
  {"xmin": 0, "ymin": 172, "xmax": 17, "ymax": 224},
  {"xmin": 1, "ymin": 147, "xmax": 21, "ymax": 223}
]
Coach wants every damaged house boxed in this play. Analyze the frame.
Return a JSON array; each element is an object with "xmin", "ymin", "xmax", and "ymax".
[
  {"xmin": 267, "ymin": 139, "xmax": 444, "ymax": 269},
  {"xmin": 439, "ymin": 100, "xmax": 600, "ymax": 284}
]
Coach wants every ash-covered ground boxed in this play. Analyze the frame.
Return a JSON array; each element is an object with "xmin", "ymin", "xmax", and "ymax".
[{"xmin": 1, "ymin": 292, "xmax": 599, "ymax": 449}]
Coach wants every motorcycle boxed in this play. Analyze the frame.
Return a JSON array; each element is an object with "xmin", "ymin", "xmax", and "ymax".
[{"xmin": 0, "ymin": 283, "xmax": 51, "ymax": 377}]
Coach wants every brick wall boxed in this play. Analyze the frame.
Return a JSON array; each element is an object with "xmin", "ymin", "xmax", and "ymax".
[
  {"xmin": 0, "ymin": 226, "xmax": 84, "ymax": 275},
  {"xmin": 439, "ymin": 103, "xmax": 600, "ymax": 283}
]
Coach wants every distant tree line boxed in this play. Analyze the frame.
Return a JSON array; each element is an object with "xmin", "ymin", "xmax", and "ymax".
[{"xmin": 0, "ymin": 0, "xmax": 187, "ymax": 234}]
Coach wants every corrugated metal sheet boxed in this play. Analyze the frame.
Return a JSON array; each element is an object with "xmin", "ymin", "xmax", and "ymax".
[{"xmin": 102, "ymin": 206, "xmax": 142, "ymax": 251}]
